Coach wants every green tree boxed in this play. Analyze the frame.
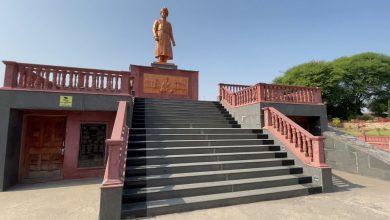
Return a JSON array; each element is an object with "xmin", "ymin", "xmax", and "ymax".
[
  {"xmin": 388, "ymin": 99, "xmax": 390, "ymax": 119},
  {"xmin": 368, "ymin": 98, "xmax": 388, "ymax": 117},
  {"xmin": 274, "ymin": 52, "xmax": 390, "ymax": 119}
]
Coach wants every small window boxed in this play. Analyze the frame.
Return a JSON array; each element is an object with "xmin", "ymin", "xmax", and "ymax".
[{"xmin": 78, "ymin": 124, "xmax": 107, "ymax": 168}]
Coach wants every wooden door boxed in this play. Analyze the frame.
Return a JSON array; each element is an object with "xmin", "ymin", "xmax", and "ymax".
[{"xmin": 23, "ymin": 116, "xmax": 66, "ymax": 182}]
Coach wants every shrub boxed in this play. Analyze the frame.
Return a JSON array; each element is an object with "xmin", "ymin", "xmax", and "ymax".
[
  {"xmin": 331, "ymin": 118, "xmax": 341, "ymax": 127},
  {"xmin": 354, "ymin": 115, "xmax": 374, "ymax": 121}
]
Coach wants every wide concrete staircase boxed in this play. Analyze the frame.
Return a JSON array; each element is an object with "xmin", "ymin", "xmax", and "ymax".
[{"xmin": 121, "ymin": 98, "xmax": 322, "ymax": 219}]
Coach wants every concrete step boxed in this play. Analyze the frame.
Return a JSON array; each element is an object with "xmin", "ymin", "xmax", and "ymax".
[
  {"xmin": 132, "ymin": 120, "xmax": 238, "ymax": 127},
  {"xmin": 132, "ymin": 114, "xmax": 234, "ymax": 120},
  {"xmin": 130, "ymin": 128, "xmax": 263, "ymax": 135},
  {"xmin": 121, "ymin": 183, "xmax": 322, "ymax": 218},
  {"xmin": 133, "ymin": 107, "xmax": 227, "ymax": 112},
  {"xmin": 135, "ymin": 98, "xmax": 218, "ymax": 105},
  {"xmin": 127, "ymin": 145, "xmax": 280, "ymax": 156},
  {"xmin": 132, "ymin": 112, "xmax": 233, "ymax": 118},
  {"xmin": 134, "ymin": 104, "xmax": 221, "ymax": 109},
  {"xmin": 132, "ymin": 110, "xmax": 229, "ymax": 116},
  {"xmin": 123, "ymin": 174, "xmax": 313, "ymax": 203},
  {"xmin": 124, "ymin": 166, "xmax": 303, "ymax": 188},
  {"xmin": 133, "ymin": 105, "xmax": 224, "ymax": 110},
  {"xmin": 126, "ymin": 151, "xmax": 287, "ymax": 166},
  {"xmin": 125, "ymin": 158, "xmax": 294, "ymax": 176},
  {"xmin": 132, "ymin": 118, "xmax": 236, "ymax": 124},
  {"xmin": 128, "ymin": 139, "xmax": 274, "ymax": 148},
  {"xmin": 132, "ymin": 123, "xmax": 241, "ymax": 128},
  {"xmin": 129, "ymin": 134, "xmax": 268, "ymax": 141}
]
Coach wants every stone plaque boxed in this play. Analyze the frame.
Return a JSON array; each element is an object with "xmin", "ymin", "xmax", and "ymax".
[
  {"xmin": 78, "ymin": 124, "xmax": 106, "ymax": 168},
  {"xmin": 143, "ymin": 73, "xmax": 189, "ymax": 95}
]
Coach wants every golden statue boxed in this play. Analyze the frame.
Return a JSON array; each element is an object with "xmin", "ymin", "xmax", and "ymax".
[{"xmin": 153, "ymin": 7, "xmax": 176, "ymax": 63}]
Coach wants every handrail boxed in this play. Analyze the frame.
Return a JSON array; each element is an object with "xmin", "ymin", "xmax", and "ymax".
[
  {"xmin": 219, "ymin": 82, "xmax": 322, "ymax": 107},
  {"xmin": 102, "ymin": 101, "xmax": 129, "ymax": 187},
  {"xmin": 2, "ymin": 61, "xmax": 134, "ymax": 95},
  {"xmin": 263, "ymin": 107, "xmax": 328, "ymax": 168}
]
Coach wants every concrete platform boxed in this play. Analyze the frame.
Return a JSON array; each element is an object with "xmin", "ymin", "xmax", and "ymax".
[
  {"xmin": 149, "ymin": 169, "xmax": 390, "ymax": 220},
  {"xmin": 0, "ymin": 170, "xmax": 389, "ymax": 220},
  {"xmin": 0, "ymin": 178, "xmax": 101, "ymax": 220}
]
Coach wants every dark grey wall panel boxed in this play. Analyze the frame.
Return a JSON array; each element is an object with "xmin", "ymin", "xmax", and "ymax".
[
  {"xmin": 0, "ymin": 89, "xmax": 133, "ymax": 191},
  {"xmin": 0, "ymin": 107, "xmax": 11, "ymax": 191},
  {"xmin": 221, "ymin": 101, "xmax": 328, "ymax": 133},
  {"xmin": 324, "ymin": 131, "xmax": 390, "ymax": 181},
  {"xmin": 3, "ymin": 110, "xmax": 23, "ymax": 189}
]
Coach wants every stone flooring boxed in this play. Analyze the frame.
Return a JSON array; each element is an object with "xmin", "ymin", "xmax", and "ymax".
[
  {"xmin": 0, "ymin": 178, "xmax": 101, "ymax": 220},
  {"xmin": 1, "ymin": 170, "xmax": 390, "ymax": 220}
]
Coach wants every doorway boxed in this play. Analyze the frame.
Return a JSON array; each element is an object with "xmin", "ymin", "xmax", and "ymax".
[{"xmin": 22, "ymin": 116, "xmax": 66, "ymax": 182}]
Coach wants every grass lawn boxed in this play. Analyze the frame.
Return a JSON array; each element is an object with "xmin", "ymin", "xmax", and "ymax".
[{"xmin": 338, "ymin": 128, "xmax": 390, "ymax": 137}]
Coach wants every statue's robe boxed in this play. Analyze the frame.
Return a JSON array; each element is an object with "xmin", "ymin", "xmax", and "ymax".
[{"xmin": 153, "ymin": 19, "xmax": 173, "ymax": 60}]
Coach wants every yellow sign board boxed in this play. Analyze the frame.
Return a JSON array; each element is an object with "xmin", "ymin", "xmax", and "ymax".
[{"xmin": 59, "ymin": 96, "xmax": 73, "ymax": 107}]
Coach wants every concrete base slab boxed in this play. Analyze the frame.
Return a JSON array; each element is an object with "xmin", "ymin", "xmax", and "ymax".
[
  {"xmin": 0, "ymin": 171, "xmax": 389, "ymax": 220},
  {"xmin": 149, "ymin": 170, "xmax": 390, "ymax": 220},
  {"xmin": 0, "ymin": 178, "xmax": 101, "ymax": 220}
]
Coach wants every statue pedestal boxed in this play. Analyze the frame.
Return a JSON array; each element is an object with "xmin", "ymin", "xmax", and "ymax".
[
  {"xmin": 151, "ymin": 62, "xmax": 178, "ymax": 70},
  {"xmin": 130, "ymin": 64, "xmax": 198, "ymax": 100}
]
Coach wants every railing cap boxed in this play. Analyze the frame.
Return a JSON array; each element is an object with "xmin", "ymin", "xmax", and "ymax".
[
  {"xmin": 3, "ymin": 60, "xmax": 128, "ymax": 74},
  {"xmin": 105, "ymin": 139, "xmax": 123, "ymax": 145},
  {"xmin": 256, "ymin": 82, "xmax": 321, "ymax": 90},
  {"xmin": 3, "ymin": 60, "xmax": 17, "ymax": 65}
]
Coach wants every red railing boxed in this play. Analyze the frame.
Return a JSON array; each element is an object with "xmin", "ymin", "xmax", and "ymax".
[
  {"xmin": 358, "ymin": 136, "xmax": 390, "ymax": 151},
  {"xmin": 219, "ymin": 83, "xmax": 322, "ymax": 107},
  {"xmin": 102, "ymin": 101, "xmax": 129, "ymax": 187},
  {"xmin": 263, "ymin": 107, "xmax": 328, "ymax": 168},
  {"xmin": 2, "ymin": 61, "xmax": 134, "ymax": 95}
]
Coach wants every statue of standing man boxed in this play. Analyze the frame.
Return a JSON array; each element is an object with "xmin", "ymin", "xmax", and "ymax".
[{"xmin": 153, "ymin": 7, "xmax": 176, "ymax": 64}]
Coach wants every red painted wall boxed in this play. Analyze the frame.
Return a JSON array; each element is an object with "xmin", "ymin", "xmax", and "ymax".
[
  {"xmin": 63, "ymin": 111, "xmax": 115, "ymax": 179},
  {"xmin": 20, "ymin": 110, "xmax": 116, "ymax": 181}
]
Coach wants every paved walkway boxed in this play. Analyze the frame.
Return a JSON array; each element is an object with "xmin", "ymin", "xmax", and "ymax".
[
  {"xmin": 0, "ymin": 178, "xmax": 101, "ymax": 220},
  {"xmin": 0, "ymin": 170, "xmax": 390, "ymax": 220}
]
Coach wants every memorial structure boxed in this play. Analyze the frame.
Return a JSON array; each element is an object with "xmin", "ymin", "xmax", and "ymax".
[{"xmin": 0, "ymin": 7, "xmax": 333, "ymax": 220}]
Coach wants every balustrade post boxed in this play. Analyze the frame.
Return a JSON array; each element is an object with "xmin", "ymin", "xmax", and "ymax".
[
  {"xmin": 120, "ymin": 71, "xmax": 131, "ymax": 95},
  {"xmin": 102, "ymin": 139, "xmax": 123, "ymax": 187},
  {"xmin": 3, "ymin": 61, "xmax": 19, "ymax": 88},
  {"xmin": 287, "ymin": 124, "xmax": 292, "ymax": 143},
  {"xmin": 315, "ymin": 88, "xmax": 322, "ymax": 103},
  {"xmin": 310, "ymin": 136, "xmax": 327, "ymax": 167},
  {"xmin": 263, "ymin": 108, "xmax": 271, "ymax": 128},
  {"xmin": 306, "ymin": 137, "xmax": 312, "ymax": 158},
  {"xmin": 302, "ymin": 135, "xmax": 308, "ymax": 154},
  {"xmin": 292, "ymin": 128, "xmax": 297, "ymax": 147},
  {"xmin": 218, "ymin": 84, "xmax": 223, "ymax": 101},
  {"xmin": 232, "ymin": 93, "xmax": 237, "ymax": 106},
  {"xmin": 297, "ymin": 132, "xmax": 303, "ymax": 152},
  {"xmin": 257, "ymin": 84, "xmax": 264, "ymax": 102},
  {"xmin": 280, "ymin": 119, "xmax": 285, "ymax": 135}
]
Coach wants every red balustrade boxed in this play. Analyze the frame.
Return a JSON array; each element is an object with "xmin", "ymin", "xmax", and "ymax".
[
  {"xmin": 219, "ymin": 82, "xmax": 322, "ymax": 107},
  {"xmin": 358, "ymin": 136, "xmax": 390, "ymax": 151},
  {"xmin": 257, "ymin": 83, "xmax": 322, "ymax": 104},
  {"xmin": 3, "ymin": 61, "xmax": 134, "ymax": 95},
  {"xmin": 263, "ymin": 107, "xmax": 328, "ymax": 168},
  {"xmin": 102, "ymin": 101, "xmax": 129, "ymax": 187},
  {"xmin": 219, "ymin": 83, "xmax": 250, "ymax": 106}
]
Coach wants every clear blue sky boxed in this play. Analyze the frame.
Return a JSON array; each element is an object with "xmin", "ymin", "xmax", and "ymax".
[{"xmin": 1, "ymin": 0, "xmax": 389, "ymax": 100}]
